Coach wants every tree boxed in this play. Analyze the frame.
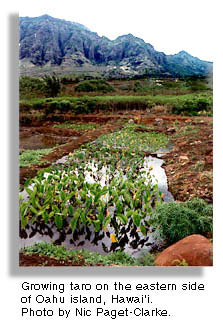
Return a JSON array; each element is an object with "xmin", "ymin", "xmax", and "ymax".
[{"xmin": 42, "ymin": 73, "xmax": 61, "ymax": 97}]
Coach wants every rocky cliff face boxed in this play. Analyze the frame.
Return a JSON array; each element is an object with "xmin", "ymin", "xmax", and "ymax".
[{"xmin": 19, "ymin": 15, "xmax": 213, "ymax": 77}]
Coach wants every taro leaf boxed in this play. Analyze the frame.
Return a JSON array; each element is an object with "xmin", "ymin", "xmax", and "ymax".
[
  {"xmin": 24, "ymin": 178, "xmax": 32, "ymax": 187},
  {"xmin": 30, "ymin": 206, "xmax": 39, "ymax": 215},
  {"xmin": 31, "ymin": 216, "xmax": 36, "ymax": 224},
  {"xmin": 70, "ymin": 217, "xmax": 78, "ymax": 231},
  {"xmin": 93, "ymin": 220, "xmax": 100, "ymax": 232},
  {"xmin": 80, "ymin": 210, "xmax": 86, "ymax": 225},
  {"xmin": 68, "ymin": 205, "xmax": 74, "ymax": 217},
  {"xmin": 21, "ymin": 215, "xmax": 28, "ymax": 229},
  {"xmin": 19, "ymin": 202, "xmax": 29, "ymax": 217},
  {"xmin": 97, "ymin": 206, "xmax": 105, "ymax": 223},
  {"xmin": 103, "ymin": 214, "xmax": 112, "ymax": 229},
  {"xmin": 85, "ymin": 196, "xmax": 92, "ymax": 209},
  {"xmin": 60, "ymin": 191, "xmax": 66, "ymax": 202},
  {"xmin": 117, "ymin": 214, "xmax": 128, "ymax": 225},
  {"xmin": 123, "ymin": 192, "xmax": 131, "ymax": 205},
  {"xmin": 116, "ymin": 200, "xmax": 123, "ymax": 214},
  {"xmin": 25, "ymin": 187, "xmax": 34, "ymax": 196},
  {"xmin": 133, "ymin": 211, "xmax": 141, "ymax": 227},
  {"xmin": 55, "ymin": 213, "xmax": 63, "ymax": 229},
  {"xmin": 42, "ymin": 212, "xmax": 49, "ymax": 224},
  {"xmin": 140, "ymin": 224, "xmax": 147, "ymax": 236},
  {"xmin": 126, "ymin": 209, "xmax": 133, "ymax": 218}
]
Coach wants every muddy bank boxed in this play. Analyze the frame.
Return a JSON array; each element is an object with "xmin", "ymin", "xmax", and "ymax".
[{"xmin": 20, "ymin": 122, "xmax": 122, "ymax": 186}]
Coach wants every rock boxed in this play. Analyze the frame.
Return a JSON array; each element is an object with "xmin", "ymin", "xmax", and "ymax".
[
  {"xmin": 167, "ymin": 127, "xmax": 176, "ymax": 133},
  {"xmin": 154, "ymin": 118, "xmax": 164, "ymax": 126},
  {"xmin": 155, "ymin": 234, "xmax": 213, "ymax": 266},
  {"xmin": 179, "ymin": 155, "xmax": 189, "ymax": 161}
]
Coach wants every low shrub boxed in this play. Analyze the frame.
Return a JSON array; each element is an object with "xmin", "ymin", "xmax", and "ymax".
[
  {"xmin": 74, "ymin": 97, "xmax": 97, "ymax": 114},
  {"xmin": 135, "ymin": 252, "xmax": 155, "ymax": 266},
  {"xmin": 172, "ymin": 96, "xmax": 212, "ymax": 115},
  {"xmin": 19, "ymin": 77, "xmax": 46, "ymax": 99},
  {"xmin": 75, "ymin": 80, "xmax": 115, "ymax": 93},
  {"xmin": 150, "ymin": 198, "xmax": 213, "ymax": 245}
]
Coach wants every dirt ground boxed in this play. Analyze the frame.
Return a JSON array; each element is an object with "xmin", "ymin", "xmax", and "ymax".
[{"xmin": 20, "ymin": 112, "xmax": 213, "ymax": 204}]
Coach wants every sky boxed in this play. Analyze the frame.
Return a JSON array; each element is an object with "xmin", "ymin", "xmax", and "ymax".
[{"xmin": 18, "ymin": 0, "xmax": 219, "ymax": 62}]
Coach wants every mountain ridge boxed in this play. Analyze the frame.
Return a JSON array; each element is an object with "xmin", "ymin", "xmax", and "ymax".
[{"xmin": 19, "ymin": 15, "xmax": 213, "ymax": 78}]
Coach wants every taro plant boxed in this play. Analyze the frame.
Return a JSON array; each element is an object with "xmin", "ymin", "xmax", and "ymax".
[
  {"xmin": 19, "ymin": 140, "xmax": 165, "ymax": 251},
  {"xmin": 95, "ymin": 123, "xmax": 169, "ymax": 153}
]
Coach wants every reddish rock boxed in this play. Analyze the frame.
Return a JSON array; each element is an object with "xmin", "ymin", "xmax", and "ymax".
[
  {"xmin": 179, "ymin": 155, "xmax": 189, "ymax": 161},
  {"xmin": 155, "ymin": 234, "xmax": 213, "ymax": 266}
]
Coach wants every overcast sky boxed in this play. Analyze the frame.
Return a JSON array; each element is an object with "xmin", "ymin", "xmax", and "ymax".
[{"xmin": 19, "ymin": 0, "xmax": 218, "ymax": 62}]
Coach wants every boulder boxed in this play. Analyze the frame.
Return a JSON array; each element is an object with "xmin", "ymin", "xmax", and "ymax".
[
  {"xmin": 155, "ymin": 234, "xmax": 213, "ymax": 266},
  {"xmin": 154, "ymin": 118, "xmax": 164, "ymax": 126}
]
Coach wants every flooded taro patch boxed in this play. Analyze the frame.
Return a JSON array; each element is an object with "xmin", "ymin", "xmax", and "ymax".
[
  {"xmin": 19, "ymin": 115, "xmax": 213, "ymax": 266},
  {"xmin": 19, "ymin": 124, "xmax": 172, "ymax": 258},
  {"xmin": 20, "ymin": 134, "xmax": 77, "ymax": 150}
]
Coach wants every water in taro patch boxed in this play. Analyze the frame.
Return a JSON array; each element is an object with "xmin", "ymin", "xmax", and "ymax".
[
  {"xmin": 19, "ymin": 127, "xmax": 173, "ymax": 258},
  {"xmin": 20, "ymin": 133, "xmax": 78, "ymax": 150}
]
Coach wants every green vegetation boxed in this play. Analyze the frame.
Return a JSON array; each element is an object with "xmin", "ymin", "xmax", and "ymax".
[
  {"xmin": 20, "ymin": 242, "xmax": 155, "ymax": 266},
  {"xmin": 19, "ymin": 77, "xmax": 46, "ymax": 99},
  {"xmin": 20, "ymin": 93, "xmax": 213, "ymax": 116},
  {"xmin": 19, "ymin": 148, "xmax": 54, "ymax": 167},
  {"xmin": 19, "ymin": 138, "xmax": 167, "ymax": 249},
  {"xmin": 42, "ymin": 74, "xmax": 61, "ymax": 97},
  {"xmin": 53, "ymin": 122, "xmax": 97, "ymax": 131},
  {"xmin": 150, "ymin": 198, "xmax": 213, "ymax": 245},
  {"xmin": 75, "ymin": 80, "xmax": 115, "ymax": 93},
  {"xmin": 95, "ymin": 123, "xmax": 169, "ymax": 152},
  {"xmin": 134, "ymin": 251, "xmax": 155, "ymax": 266},
  {"xmin": 20, "ymin": 74, "xmax": 61, "ymax": 99}
]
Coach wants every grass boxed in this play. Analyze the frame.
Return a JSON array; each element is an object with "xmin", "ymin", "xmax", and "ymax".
[
  {"xmin": 19, "ymin": 148, "xmax": 54, "ymax": 167},
  {"xmin": 19, "ymin": 93, "xmax": 213, "ymax": 116},
  {"xmin": 53, "ymin": 122, "xmax": 97, "ymax": 131},
  {"xmin": 150, "ymin": 198, "xmax": 213, "ymax": 245},
  {"xmin": 20, "ymin": 242, "xmax": 155, "ymax": 266}
]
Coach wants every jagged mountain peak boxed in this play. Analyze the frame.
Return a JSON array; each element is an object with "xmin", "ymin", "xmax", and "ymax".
[{"xmin": 19, "ymin": 15, "xmax": 213, "ymax": 78}]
